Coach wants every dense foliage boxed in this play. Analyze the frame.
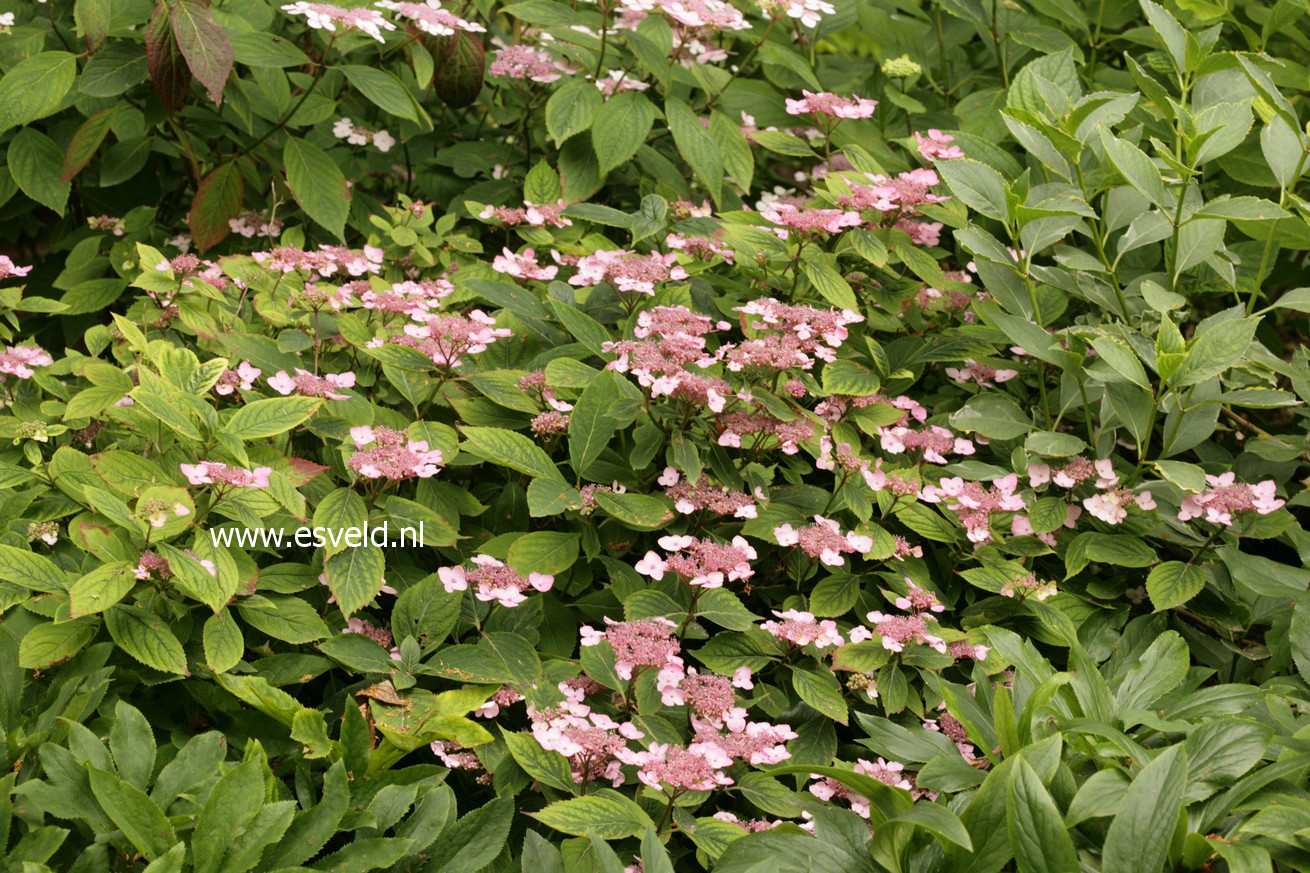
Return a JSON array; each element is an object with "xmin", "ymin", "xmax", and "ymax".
[{"xmin": 2, "ymin": 0, "xmax": 1310, "ymax": 870}]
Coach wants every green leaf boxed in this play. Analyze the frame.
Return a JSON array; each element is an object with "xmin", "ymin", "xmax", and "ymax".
[
  {"xmin": 18, "ymin": 619, "xmax": 97, "ymax": 669},
  {"xmin": 592, "ymin": 92, "xmax": 655, "ymax": 176},
  {"xmin": 284, "ymin": 137, "xmax": 349, "ymax": 239},
  {"xmin": 1115, "ymin": 630, "xmax": 1189, "ymax": 710},
  {"xmin": 1090, "ymin": 336, "xmax": 1151, "ymax": 389},
  {"xmin": 230, "ymin": 31, "xmax": 311, "ymax": 67},
  {"xmin": 318, "ymin": 633, "xmax": 398, "ymax": 674},
  {"xmin": 1099, "ymin": 129, "xmax": 1170, "ymax": 211},
  {"xmin": 106, "ymin": 605, "xmax": 189, "ymax": 674},
  {"xmin": 87, "ymin": 767, "xmax": 177, "ymax": 861},
  {"xmin": 1138, "ymin": 0, "xmax": 1188, "ymax": 74},
  {"xmin": 81, "ymin": 45, "xmax": 149, "ymax": 97},
  {"xmin": 203, "ymin": 611, "xmax": 243, "ymax": 673},
  {"xmin": 950, "ymin": 394, "xmax": 1033, "ymax": 440},
  {"xmin": 61, "ymin": 108, "xmax": 117, "ymax": 184},
  {"xmin": 68, "ymin": 562, "xmax": 136, "ymax": 618},
  {"xmin": 324, "ymin": 545, "xmax": 387, "ymax": 617},
  {"xmin": 1175, "ymin": 317, "xmax": 1258, "ymax": 386},
  {"xmin": 340, "ymin": 65, "xmax": 422, "ymax": 124},
  {"xmin": 530, "ymin": 791, "xmax": 655, "ymax": 839},
  {"xmin": 1102, "ymin": 744, "xmax": 1187, "ymax": 873},
  {"xmin": 426, "ymin": 796, "xmax": 514, "ymax": 873},
  {"xmin": 0, "ymin": 52, "xmax": 78, "ymax": 133},
  {"xmin": 1292, "ymin": 593, "xmax": 1310, "ymax": 687},
  {"xmin": 665, "ymin": 96, "xmax": 723, "ymax": 205},
  {"xmin": 238, "ymin": 594, "xmax": 332, "ymax": 643},
  {"xmin": 546, "ymin": 78, "xmax": 601, "ymax": 145},
  {"xmin": 9, "ymin": 128, "xmax": 71, "ymax": 216},
  {"xmin": 593, "ymin": 491, "xmax": 673, "ymax": 529},
  {"xmin": 804, "ymin": 262, "xmax": 859, "ymax": 310},
  {"xmin": 0, "ymin": 544, "xmax": 68, "ymax": 592},
  {"xmin": 792, "ymin": 664, "xmax": 848, "ymax": 723},
  {"xmin": 507, "ymin": 531, "xmax": 579, "ymax": 576},
  {"xmin": 569, "ymin": 370, "xmax": 635, "ymax": 476},
  {"xmin": 527, "ymin": 478, "xmax": 584, "ymax": 517},
  {"xmin": 504, "ymin": 732, "xmax": 576, "ymax": 792},
  {"xmin": 1146, "ymin": 561, "xmax": 1205, "ymax": 611},
  {"xmin": 223, "ymin": 396, "xmax": 320, "ymax": 439},
  {"xmin": 549, "ymin": 299, "xmax": 611, "ymax": 355},
  {"xmin": 391, "ymin": 573, "xmax": 460, "ymax": 653},
  {"xmin": 937, "ymin": 158, "xmax": 1010, "ymax": 221},
  {"xmin": 809, "ymin": 574, "xmax": 861, "ymax": 617},
  {"xmin": 110, "ymin": 701, "xmax": 157, "ymax": 791},
  {"xmin": 749, "ymin": 129, "xmax": 818, "ymax": 158},
  {"xmin": 460, "ymin": 426, "xmax": 564, "ymax": 481},
  {"xmin": 193, "ymin": 760, "xmax": 264, "ymax": 873},
  {"xmin": 1084, "ymin": 533, "xmax": 1157, "ymax": 568},
  {"xmin": 1006, "ymin": 757, "xmax": 1078, "ymax": 873}
]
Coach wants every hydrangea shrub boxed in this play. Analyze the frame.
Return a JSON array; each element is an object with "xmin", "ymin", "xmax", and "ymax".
[{"xmin": 1, "ymin": 0, "xmax": 1310, "ymax": 870}]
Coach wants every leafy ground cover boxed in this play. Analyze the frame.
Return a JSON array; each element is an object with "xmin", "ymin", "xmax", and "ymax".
[{"xmin": 1, "ymin": 0, "xmax": 1310, "ymax": 870}]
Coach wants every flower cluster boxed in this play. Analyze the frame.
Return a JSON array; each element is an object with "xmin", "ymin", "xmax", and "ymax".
[
  {"xmin": 214, "ymin": 362, "xmax": 262, "ymax": 396},
  {"xmin": 439, "ymin": 555, "xmax": 554, "ymax": 608},
  {"xmin": 635, "ymin": 534, "xmax": 757, "ymax": 588},
  {"xmin": 880, "ymin": 425, "xmax": 975, "ymax": 464},
  {"xmin": 809, "ymin": 758, "xmax": 914, "ymax": 818},
  {"xmin": 762, "ymin": 609, "xmax": 845, "ymax": 648},
  {"xmin": 0, "ymin": 345, "xmax": 53, "ymax": 380},
  {"xmin": 1177, "ymin": 473, "xmax": 1285, "ymax": 526},
  {"xmin": 376, "ymin": 0, "xmax": 484, "ymax": 35},
  {"xmin": 660, "ymin": 468, "xmax": 758, "ymax": 518},
  {"xmin": 281, "ymin": 2, "xmax": 396, "ymax": 40},
  {"xmin": 347, "ymin": 426, "xmax": 444, "ymax": 480},
  {"xmin": 489, "ymin": 44, "xmax": 574, "ymax": 83},
  {"xmin": 180, "ymin": 462, "xmax": 273, "ymax": 489},
  {"xmin": 0, "ymin": 256, "xmax": 32, "ymax": 280},
  {"xmin": 480, "ymin": 201, "xmax": 571, "ymax": 227},
  {"xmin": 580, "ymin": 617, "xmax": 683, "ymax": 685},
  {"xmin": 253, "ymin": 245, "xmax": 383, "ymax": 278},
  {"xmin": 568, "ymin": 250, "xmax": 689, "ymax": 296},
  {"xmin": 332, "ymin": 117, "xmax": 395, "ymax": 152},
  {"xmin": 784, "ymin": 91, "xmax": 878, "ymax": 120},
  {"xmin": 920, "ymin": 475, "xmax": 1026, "ymax": 543},
  {"xmin": 774, "ymin": 516, "xmax": 873, "ymax": 566},
  {"xmin": 268, "ymin": 368, "xmax": 356, "ymax": 399},
  {"xmin": 391, "ymin": 311, "xmax": 512, "ymax": 368}
]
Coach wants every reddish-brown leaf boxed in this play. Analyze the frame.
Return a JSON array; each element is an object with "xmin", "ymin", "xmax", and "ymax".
[
  {"xmin": 146, "ymin": 2, "xmax": 191, "ymax": 114},
  {"xmin": 188, "ymin": 162, "xmax": 244, "ymax": 253},
  {"xmin": 171, "ymin": 0, "xmax": 232, "ymax": 106},
  {"xmin": 433, "ymin": 32, "xmax": 485, "ymax": 109},
  {"xmin": 61, "ymin": 108, "xmax": 117, "ymax": 184}
]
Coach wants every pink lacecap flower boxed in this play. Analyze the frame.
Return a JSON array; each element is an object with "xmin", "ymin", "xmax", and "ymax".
[
  {"xmin": 347, "ymin": 426, "xmax": 443, "ymax": 480},
  {"xmin": 1177, "ymin": 473, "xmax": 1283, "ymax": 526},
  {"xmin": 375, "ymin": 0, "xmax": 485, "ymax": 35},
  {"xmin": 921, "ymin": 475, "xmax": 1025, "ymax": 544},
  {"xmin": 267, "ymin": 368, "xmax": 355, "ymax": 400},
  {"xmin": 492, "ymin": 247, "xmax": 559, "ymax": 281},
  {"xmin": 180, "ymin": 461, "xmax": 272, "ymax": 489},
  {"xmin": 439, "ymin": 555, "xmax": 552, "ymax": 608},
  {"xmin": 0, "ymin": 345, "xmax": 53, "ymax": 379},
  {"xmin": 774, "ymin": 515, "xmax": 871, "ymax": 567},
  {"xmin": 914, "ymin": 129, "xmax": 965, "ymax": 162},
  {"xmin": 762, "ymin": 609, "xmax": 844, "ymax": 648},
  {"xmin": 0, "ymin": 255, "xmax": 33, "ymax": 281},
  {"xmin": 214, "ymin": 361, "xmax": 262, "ymax": 396},
  {"xmin": 784, "ymin": 90, "xmax": 878, "ymax": 120}
]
